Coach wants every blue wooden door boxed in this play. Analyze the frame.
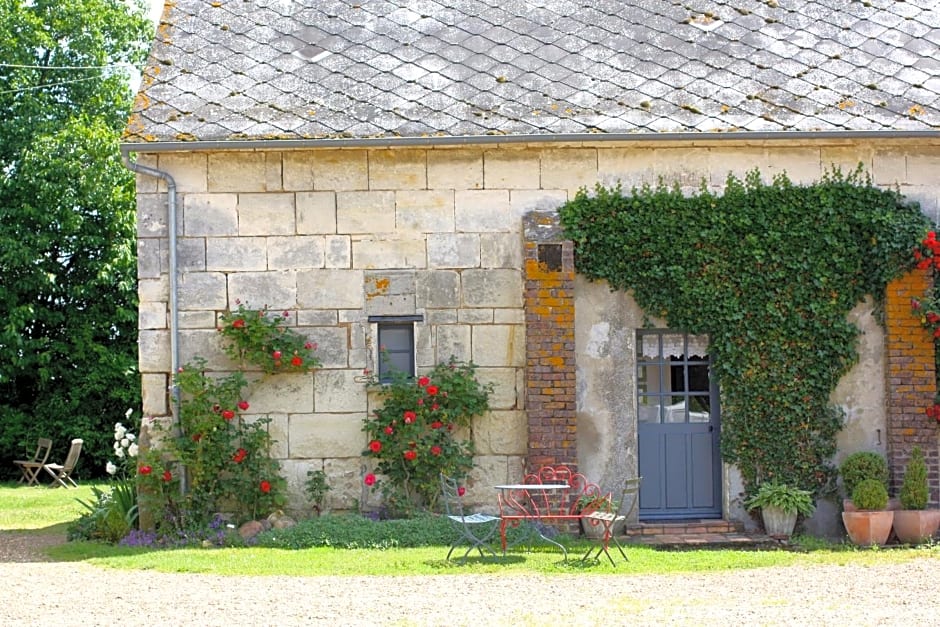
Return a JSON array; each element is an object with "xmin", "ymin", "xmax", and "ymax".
[{"xmin": 636, "ymin": 332, "xmax": 721, "ymax": 520}]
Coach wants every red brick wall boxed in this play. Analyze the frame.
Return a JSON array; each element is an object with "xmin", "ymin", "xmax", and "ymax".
[
  {"xmin": 884, "ymin": 269, "xmax": 939, "ymax": 506},
  {"xmin": 523, "ymin": 217, "xmax": 577, "ymax": 474}
]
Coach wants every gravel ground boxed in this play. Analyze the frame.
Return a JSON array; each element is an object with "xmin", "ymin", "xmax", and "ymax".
[{"xmin": 1, "ymin": 530, "xmax": 938, "ymax": 626}]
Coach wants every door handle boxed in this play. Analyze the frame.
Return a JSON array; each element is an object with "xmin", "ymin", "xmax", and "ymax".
[{"xmin": 708, "ymin": 425, "xmax": 714, "ymax": 432}]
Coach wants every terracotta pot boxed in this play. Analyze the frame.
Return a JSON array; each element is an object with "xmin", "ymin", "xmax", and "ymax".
[
  {"xmin": 842, "ymin": 510, "xmax": 894, "ymax": 546},
  {"xmin": 761, "ymin": 505, "xmax": 797, "ymax": 537},
  {"xmin": 893, "ymin": 510, "xmax": 940, "ymax": 545}
]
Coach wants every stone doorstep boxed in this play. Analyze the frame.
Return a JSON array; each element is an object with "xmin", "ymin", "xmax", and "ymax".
[{"xmin": 619, "ymin": 519, "xmax": 777, "ymax": 547}]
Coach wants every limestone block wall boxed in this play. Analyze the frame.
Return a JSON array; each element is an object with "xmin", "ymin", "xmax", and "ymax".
[{"xmin": 135, "ymin": 138, "xmax": 940, "ymax": 518}]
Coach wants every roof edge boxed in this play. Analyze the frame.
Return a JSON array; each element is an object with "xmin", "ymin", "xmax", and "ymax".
[{"xmin": 120, "ymin": 130, "xmax": 940, "ymax": 154}]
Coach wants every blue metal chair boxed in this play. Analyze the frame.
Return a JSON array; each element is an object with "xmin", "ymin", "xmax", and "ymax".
[{"xmin": 440, "ymin": 473, "xmax": 501, "ymax": 563}]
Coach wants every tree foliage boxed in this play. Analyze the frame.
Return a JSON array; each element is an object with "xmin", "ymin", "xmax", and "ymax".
[
  {"xmin": 0, "ymin": 0, "xmax": 153, "ymax": 477},
  {"xmin": 559, "ymin": 168, "xmax": 928, "ymax": 498}
]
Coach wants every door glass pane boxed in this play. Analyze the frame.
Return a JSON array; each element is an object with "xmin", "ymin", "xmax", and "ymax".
[{"xmin": 638, "ymin": 396, "xmax": 661, "ymax": 423}]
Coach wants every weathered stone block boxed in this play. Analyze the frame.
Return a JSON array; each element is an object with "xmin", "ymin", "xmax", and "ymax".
[
  {"xmin": 138, "ymin": 277, "xmax": 168, "ymax": 302},
  {"xmin": 206, "ymin": 237, "xmax": 267, "ymax": 272},
  {"xmin": 540, "ymin": 148, "xmax": 599, "ymax": 191},
  {"xmin": 455, "ymin": 190, "xmax": 512, "ymax": 233},
  {"xmin": 298, "ymin": 310, "xmax": 338, "ymax": 325},
  {"xmin": 324, "ymin": 457, "xmax": 372, "ymax": 511},
  {"xmin": 297, "ymin": 191, "xmax": 337, "ymax": 234},
  {"xmin": 259, "ymin": 413, "xmax": 289, "ymax": 459},
  {"xmin": 178, "ymin": 239, "xmax": 207, "ymax": 272},
  {"xmin": 159, "ymin": 152, "xmax": 208, "ymax": 193},
  {"xmin": 237, "ymin": 193, "xmax": 295, "ymax": 236},
  {"xmin": 141, "ymin": 373, "xmax": 168, "ymax": 417},
  {"xmin": 183, "ymin": 193, "xmax": 238, "ymax": 236},
  {"xmin": 474, "ymin": 410, "xmax": 527, "ymax": 455},
  {"xmin": 475, "ymin": 367, "xmax": 522, "ymax": 409},
  {"xmin": 416, "ymin": 270, "xmax": 459, "ymax": 308},
  {"xmin": 481, "ymin": 233, "xmax": 523, "ymax": 268},
  {"xmin": 457, "ymin": 309, "xmax": 494, "ymax": 323},
  {"xmin": 249, "ymin": 373, "xmax": 315, "ymax": 413},
  {"xmin": 178, "ymin": 272, "xmax": 228, "ymax": 310},
  {"xmin": 139, "ymin": 301, "xmax": 167, "ymax": 329},
  {"xmin": 337, "ymin": 191, "xmax": 396, "ymax": 233},
  {"xmin": 283, "ymin": 152, "xmax": 315, "ymax": 190},
  {"xmin": 763, "ymin": 147, "xmax": 823, "ymax": 183},
  {"xmin": 352, "ymin": 237, "xmax": 427, "ymax": 269},
  {"xmin": 427, "ymin": 233, "xmax": 481, "ymax": 268},
  {"xmin": 904, "ymin": 150, "xmax": 940, "ymax": 186},
  {"xmin": 483, "ymin": 149, "xmax": 540, "ymax": 189},
  {"xmin": 395, "ymin": 190, "xmax": 455, "ymax": 232},
  {"xmin": 471, "ymin": 325, "xmax": 525, "ymax": 367},
  {"xmin": 138, "ymin": 330, "xmax": 171, "ymax": 373},
  {"xmin": 177, "ymin": 310, "xmax": 216, "ymax": 329},
  {"xmin": 178, "ymin": 330, "xmax": 229, "ymax": 369},
  {"xmin": 315, "ymin": 370, "xmax": 368, "ymax": 412},
  {"xmin": 305, "ymin": 326, "xmax": 349, "ymax": 369},
  {"xmin": 313, "ymin": 150, "xmax": 369, "ymax": 191},
  {"xmin": 137, "ymin": 194, "xmax": 167, "ymax": 237},
  {"xmin": 297, "ymin": 269, "xmax": 364, "ymax": 308},
  {"xmin": 289, "ymin": 413, "xmax": 365, "ymax": 458},
  {"xmin": 228, "ymin": 271, "xmax": 298, "ymax": 310},
  {"xmin": 137, "ymin": 239, "xmax": 162, "ymax": 279},
  {"xmin": 493, "ymin": 308, "xmax": 525, "ymax": 324},
  {"xmin": 324, "ymin": 235, "xmax": 352, "ymax": 268},
  {"xmin": 461, "ymin": 269, "xmax": 523, "ymax": 307},
  {"xmin": 208, "ymin": 152, "xmax": 268, "ymax": 192},
  {"xmin": 267, "ymin": 236, "xmax": 326, "ymax": 270},
  {"xmin": 428, "ymin": 149, "xmax": 483, "ymax": 189},
  {"xmin": 369, "ymin": 149, "xmax": 427, "ymax": 190},
  {"xmin": 435, "ymin": 324, "xmax": 471, "ymax": 362}
]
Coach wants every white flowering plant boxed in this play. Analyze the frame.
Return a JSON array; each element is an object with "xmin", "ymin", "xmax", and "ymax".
[{"xmin": 72, "ymin": 409, "xmax": 141, "ymax": 543}]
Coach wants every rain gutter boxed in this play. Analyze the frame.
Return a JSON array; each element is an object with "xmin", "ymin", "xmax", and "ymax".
[
  {"xmin": 120, "ymin": 149, "xmax": 186, "ymax": 495},
  {"xmin": 120, "ymin": 129, "xmax": 940, "ymax": 154}
]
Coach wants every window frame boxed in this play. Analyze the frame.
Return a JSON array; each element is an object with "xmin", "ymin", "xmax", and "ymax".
[{"xmin": 369, "ymin": 315, "xmax": 422, "ymax": 383}]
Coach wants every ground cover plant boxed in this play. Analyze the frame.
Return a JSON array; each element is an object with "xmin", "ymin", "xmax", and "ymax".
[{"xmin": 4, "ymin": 484, "xmax": 938, "ymax": 576}]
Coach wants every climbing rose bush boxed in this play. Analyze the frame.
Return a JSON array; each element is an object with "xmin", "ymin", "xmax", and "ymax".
[
  {"xmin": 217, "ymin": 301, "xmax": 320, "ymax": 374},
  {"xmin": 362, "ymin": 358, "xmax": 492, "ymax": 513},
  {"xmin": 137, "ymin": 357, "xmax": 286, "ymax": 533}
]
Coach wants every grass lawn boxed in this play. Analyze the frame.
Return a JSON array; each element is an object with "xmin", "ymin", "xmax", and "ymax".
[{"xmin": 3, "ymin": 482, "xmax": 938, "ymax": 577}]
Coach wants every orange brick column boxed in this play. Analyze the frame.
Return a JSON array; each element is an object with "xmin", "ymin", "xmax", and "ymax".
[
  {"xmin": 885, "ymin": 269, "xmax": 939, "ymax": 506},
  {"xmin": 523, "ymin": 212, "xmax": 577, "ymax": 473}
]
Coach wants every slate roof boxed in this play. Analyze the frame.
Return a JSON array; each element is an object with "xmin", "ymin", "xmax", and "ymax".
[{"xmin": 124, "ymin": 0, "xmax": 940, "ymax": 144}]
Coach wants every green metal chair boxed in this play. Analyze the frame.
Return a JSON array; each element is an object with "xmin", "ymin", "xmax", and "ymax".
[{"xmin": 440, "ymin": 473, "xmax": 501, "ymax": 563}]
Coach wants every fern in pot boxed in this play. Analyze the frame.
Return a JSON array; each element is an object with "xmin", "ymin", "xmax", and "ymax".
[{"xmin": 745, "ymin": 482, "xmax": 815, "ymax": 538}]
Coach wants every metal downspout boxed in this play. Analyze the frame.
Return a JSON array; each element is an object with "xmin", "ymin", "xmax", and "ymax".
[{"xmin": 120, "ymin": 150, "xmax": 186, "ymax": 495}]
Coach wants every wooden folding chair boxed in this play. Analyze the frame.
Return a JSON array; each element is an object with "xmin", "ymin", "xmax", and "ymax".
[
  {"xmin": 43, "ymin": 439, "xmax": 83, "ymax": 488},
  {"xmin": 581, "ymin": 476, "xmax": 642, "ymax": 565},
  {"xmin": 13, "ymin": 438, "xmax": 53, "ymax": 486}
]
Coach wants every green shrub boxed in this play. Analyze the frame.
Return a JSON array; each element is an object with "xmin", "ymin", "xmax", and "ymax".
[
  {"xmin": 851, "ymin": 478, "xmax": 888, "ymax": 511},
  {"xmin": 899, "ymin": 447, "xmax": 929, "ymax": 510},
  {"xmin": 840, "ymin": 451, "xmax": 889, "ymax": 498}
]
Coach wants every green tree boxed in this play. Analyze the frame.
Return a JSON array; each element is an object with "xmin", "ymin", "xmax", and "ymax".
[{"xmin": 0, "ymin": 0, "xmax": 153, "ymax": 477}]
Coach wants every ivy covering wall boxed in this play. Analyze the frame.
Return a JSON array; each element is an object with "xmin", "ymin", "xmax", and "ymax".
[{"xmin": 559, "ymin": 169, "xmax": 929, "ymax": 497}]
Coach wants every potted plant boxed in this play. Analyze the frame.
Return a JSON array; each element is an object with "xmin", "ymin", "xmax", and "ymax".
[
  {"xmin": 842, "ymin": 478, "xmax": 894, "ymax": 546},
  {"xmin": 839, "ymin": 451, "xmax": 889, "ymax": 511},
  {"xmin": 893, "ymin": 447, "xmax": 940, "ymax": 544},
  {"xmin": 576, "ymin": 492, "xmax": 614, "ymax": 538},
  {"xmin": 744, "ymin": 482, "xmax": 815, "ymax": 538}
]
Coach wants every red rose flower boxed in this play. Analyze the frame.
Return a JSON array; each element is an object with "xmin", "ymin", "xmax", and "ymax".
[
  {"xmin": 457, "ymin": 486, "xmax": 466, "ymax": 497},
  {"xmin": 304, "ymin": 342, "xmax": 314, "ymax": 350},
  {"xmin": 417, "ymin": 398, "xmax": 424, "ymax": 406},
  {"xmin": 431, "ymin": 445, "xmax": 442, "ymax": 456},
  {"xmin": 403, "ymin": 410, "xmax": 416, "ymax": 424},
  {"xmin": 138, "ymin": 465, "xmax": 152, "ymax": 475},
  {"xmin": 260, "ymin": 480, "xmax": 271, "ymax": 494},
  {"xmin": 431, "ymin": 403, "xmax": 439, "ymax": 411},
  {"xmin": 403, "ymin": 450, "xmax": 417, "ymax": 461},
  {"xmin": 233, "ymin": 448, "xmax": 247, "ymax": 463},
  {"xmin": 273, "ymin": 350, "xmax": 282, "ymax": 359},
  {"xmin": 431, "ymin": 421, "xmax": 443, "ymax": 429},
  {"xmin": 364, "ymin": 473, "xmax": 376, "ymax": 486},
  {"xmin": 291, "ymin": 355, "xmax": 303, "ymax": 367},
  {"xmin": 426, "ymin": 385, "xmax": 439, "ymax": 396},
  {"xmin": 417, "ymin": 376, "xmax": 430, "ymax": 387},
  {"xmin": 222, "ymin": 409, "xmax": 235, "ymax": 420},
  {"xmin": 162, "ymin": 470, "xmax": 172, "ymax": 482},
  {"xmin": 192, "ymin": 433, "xmax": 202, "ymax": 442},
  {"xmin": 237, "ymin": 400, "xmax": 250, "ymax": 411},
  {"xmin": 384, "ymin": 426, "xmax": 394, "ymax": 435},
  {"xmin": 369, "ymin": 440, "xmax": 382, "ymax": 453},
  {"xmin": 232, "ymin": 318, "xmax": 245, "ymax": 329}
]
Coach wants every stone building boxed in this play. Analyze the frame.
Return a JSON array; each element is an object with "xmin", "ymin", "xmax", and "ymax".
[{"xmin": 124, "ymin": 0, "xmax": 940, "ymax": 535}]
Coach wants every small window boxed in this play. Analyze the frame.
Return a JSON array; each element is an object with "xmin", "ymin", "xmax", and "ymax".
[{"xmin": 370, "ymin": 315, "xmax": 422, "ymax": 383}]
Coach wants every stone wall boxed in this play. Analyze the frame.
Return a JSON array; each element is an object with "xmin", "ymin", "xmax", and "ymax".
[{"xmin": 135, "ymin": 138, "xmax": 940, "ymax": 518}]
